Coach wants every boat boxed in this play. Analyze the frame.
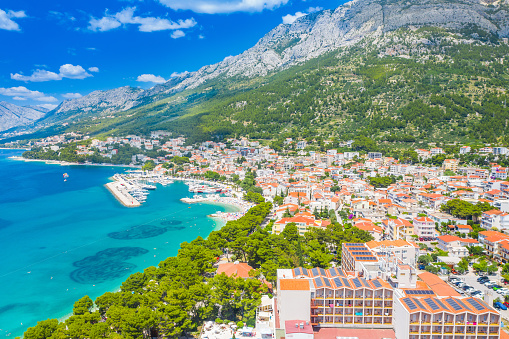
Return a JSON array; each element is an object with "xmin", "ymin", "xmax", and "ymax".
[{"xmin": 141, "ymin": 184, "xmax": 156, "ymax": 190}]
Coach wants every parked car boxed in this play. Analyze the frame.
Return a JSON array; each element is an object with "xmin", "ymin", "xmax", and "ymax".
[
  {"xmin": 497, "ymin": 288, "xmax": 509, "ymax": 294},
  {"xmin": 478, "ymin": 276, "xmax": 489, "ymax": 282},
  {"xmin": 493, "ymin": 285, "xmax": 503, "ymax": 291},
  {"xmin": 494, "ymin": 302, "xmax": 507, "ymax": 310},
  {"xmin": 418, "ymin": 264, "xmax": 426, "ymax": 270},
  {"xmin": 504, "ymin": 302, "xmax": 509, "ymax": 308}
]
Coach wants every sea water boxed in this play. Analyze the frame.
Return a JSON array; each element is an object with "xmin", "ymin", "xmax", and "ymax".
[{"xmin": 0, "ymin": 149, "xmax": 233, "ymax": 336}]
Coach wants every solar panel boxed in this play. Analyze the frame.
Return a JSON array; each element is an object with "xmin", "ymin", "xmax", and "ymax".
[
  {"xmin": 424, "ymin": 298, "xmax": 439, "ymax": 311},
  {"xmin": 372, "ymin": 280, "xmax": 382, "ymax": 288},
  {"xmin": 403, "ymin": 298, "xmax": 417, "ymax": 310},
  {"xmin": 455, "ymin": 298, "xmax": 469, "ymax": 310},
  {"xmin": 333, "ymin": 277, "xmax": 343, "ymax": 287},
  {"xmin": 328, "ymin": 267, "xmax": 338, "ymax": 277},
  {"xmin": 414, "ymin": 298, "xmax": 426, "ymax": 310},
  {"xmin": 446, "ymin": 298, "xmax": 462, "ymax": 311},
  {"xmin": 352, "ymin": 278, "xmax": 362, "ymax": 288},
  {"xmin": 342, "ymin": 277, "xmax": 350, "ymax": 287},
  {"xmin": 311, "ymin": 268, "xmax": 319, "ymax": 277},
  {"xmin": 302, "ymin": 268, "xmax": 308, "ymax": 276},
  {"xmin": 352, "ymin": 251, "xmax": 372, "ymax": 255},
  {"xmin": 360, "ymin": 278, "xmax": 369, "ymax": 287},
  {"xmin": 324, "ymin": 278, "xmax": 332, "ymax": 288},
  {"xmin": 435, "ymin": 298, "xmax": 448, "ymax": 310},
  {"xmin": 293, "ymin": 268, "xmax": 300, "ymax": 276},
  {"xmin": 314, "ymin": 277, "xmax": 323, "ymax": 288},
  {"xmin": 466, "ymin": 298, "xmax": 484, "ymax": 311},
  {"xmin": 319, "ymin": 268, "xmax": 326, "ymax": 276},
  {"xmin": 406, "ymin": 290, "xmax": 434, "ymax": 295}
]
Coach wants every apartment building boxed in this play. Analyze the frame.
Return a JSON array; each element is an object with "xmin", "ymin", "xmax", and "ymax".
[
  {"xmin": 413, "ymin": 216, "xmax": 436, "ymax": 238},
  {"xmin": 394, "ymin": 295, "xmax": 500, "ymax": 339},
  {"xmin": 481, "ymin": 210, "xmax": 509, "ymax": 230},
  {"xmin": 341, "ymin": 243, "xmax": 378, "ymax": 272}
]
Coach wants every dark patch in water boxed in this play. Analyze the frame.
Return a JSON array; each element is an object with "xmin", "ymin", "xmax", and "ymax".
[
  {"xmin": 160, "ymin": 220, "xmax": 182, "ymax": 226},
  {"xmin": 0, "ymin": 303, "xmax": 21, "ymax": 314},
  {"xmin": 70, "ymin": 247, "xmax": 148, "ymax": 284},
  {"xmin": 108, "ymin": 225, "xmax": 167, "ymax": 240},
  {"xmin": 166, "ymin": 226, "xmax": 185, "ymax": 231},
  {"xmin": 39, "ymin": 246, "xmax": 47, "ymax": 250},
  {"xmin": 0, "ymin": 218, "xmax": 12, "ymax": 230}
]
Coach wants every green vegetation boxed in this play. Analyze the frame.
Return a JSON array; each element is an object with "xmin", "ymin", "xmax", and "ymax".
[
  {"xmin": 440, "ymin": 199, "xmax": 492, "ymax": 220},
  {"xmin": 24, "ymin": 198, "xmax": 373, "ymax": 338},
  {"xmin": 368, "ymin": 175, "xmax": 396, "ymax": 188}
]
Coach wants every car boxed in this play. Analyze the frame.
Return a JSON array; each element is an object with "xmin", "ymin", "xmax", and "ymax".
[
  {"xmin": 504, "ymin": 302, "xmax": 509, "ymax": 308},
  {"xmin": 478, "ymin": 276, "xmax": 489, "ymax": 282},
  {"xmin": 452, "ymin": 269, "xmax": 459, "ymax": 275},
  {"xmin": 418, "ymin": 264, "xmax": 426, "ymax": 270},
  {"xmin": 494, "ymin": 302, "xmax": 507, "ymax": 310},
  {"xmin": 497, "ymin": 288, "xmax": 509, "ymax": 294},
  {"xmin": 493, "ymin": 285, "xmax": 503, "ymax": 291}
]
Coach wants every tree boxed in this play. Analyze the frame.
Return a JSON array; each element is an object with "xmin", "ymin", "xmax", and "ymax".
[
  {"xmin": 425, "ymin": 265, "xmax": 440, "ymax": 274},
  {"xmin": 273, "ymin": 196, "xmax": 284, "ymax": 206},
  {"xmin": 73, "ymin": 295, "xmax": 94, "ymax": 316},
  {"xmin": 473, "ymin": 260, "xmax": 488, "ymax": 273},
  {"xmin": 24, "ymin": 319, "xmax": 59, "ymax": 339},
  {"xmin": 418, "ymin": 255, "xmax": 433, "ymax": 265},
  {"xmin": 458, "ymin": 257, "xmax": 470, "ymax": 272},
  {"xmin": 141, "ymin": 160, "xmax": 156, "ymax": 171}
]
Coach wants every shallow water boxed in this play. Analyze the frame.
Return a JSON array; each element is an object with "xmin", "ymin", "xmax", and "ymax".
[{"xmin": 0, "ymin": 149, "xmax": 231, "ymax": 336}]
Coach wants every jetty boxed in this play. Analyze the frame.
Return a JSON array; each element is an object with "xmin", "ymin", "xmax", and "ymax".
[{"xmin": 106, "ymin": 181, "xmax": 141, "ymax": 207}]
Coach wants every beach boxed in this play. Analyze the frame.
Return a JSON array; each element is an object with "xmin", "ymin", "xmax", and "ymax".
[{"xmin": 9, "ymin": 155, "xmax": 141, "ymax": 168}]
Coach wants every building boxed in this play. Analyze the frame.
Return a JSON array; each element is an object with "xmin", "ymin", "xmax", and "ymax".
[
  {"xmin": 366, "ymin": 240, "xmax": 419, "ymax": 266},
  {"xmin": 413, "ymin": 216, "xmax": 436, "ymax": 238},
  {"xmin": 443, "ymin": 159, "xmax": 460, "ymax": 172},
  {"xmin": 394, "ymin": 295, "xmax": 501, "ymax": 339},
  {"xmin": 341, "ymin": 243, "xmax": 378, "ymax": 272},
  {"xmin": 481, "ymin": 210, "xmax": 509, "ymax": 230},
  {"xmin": 368, "ymin": 152, "xmax": 382, "ymax": 160}
]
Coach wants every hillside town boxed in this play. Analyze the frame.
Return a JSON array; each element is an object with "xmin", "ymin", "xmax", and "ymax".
[{"xmin": 11, "ymin": 133, "xmax": 509, "ymax": 338}]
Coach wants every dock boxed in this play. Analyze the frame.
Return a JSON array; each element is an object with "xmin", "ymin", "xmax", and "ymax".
[{"xmin": 105, "ymin": 181, "xmax": 141, "ymax": 207}]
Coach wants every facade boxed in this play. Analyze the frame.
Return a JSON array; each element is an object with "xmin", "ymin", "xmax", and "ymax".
[
  {"xmin": 481, "ymin": 210, "xmax": 509, "ymax": 230},
  {"xmin": 341, "ymin": 243, "xmax": 378, "ymax": 272},
  {"xmin": 413, "ymin": 216, "xmax": 436, "ymax": 238},
  {"xmin": 394, "ymin": 295, "xmax": 500, "ymax": 339},
  {"xmin": 443, "ymin": 159, "xmax": 460, "ymax": 172}
]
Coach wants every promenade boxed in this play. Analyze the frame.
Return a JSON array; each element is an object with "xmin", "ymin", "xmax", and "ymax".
[{"xmin": 105, "ymin": 181, "xmax": 140, "ymax": 207}]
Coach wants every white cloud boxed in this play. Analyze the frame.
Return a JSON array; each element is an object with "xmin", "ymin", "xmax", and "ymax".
[
  {"xmin": 62, "ymin": 93, "xmax": 83, "ymax": 99},
  {"xmin": 136, "ymin": 74, "xmax": 167, "ymax": 84},
  {"xmin": 171, "ymin": 30, "xmax": 185, "ymax": 39},
  {"xmin": 88, "ymin": 16, "xmax": 122, "ymax": 32},
  {"xmin": 282, "ymin": 11, "xmax": 306, "ymax": 24},
  {"xmin": 88, "ymin": 7, "xmax": 197, "ymax": 33},
  {"xmin": 0, "ymin": 9, "xmax": 27, "ymax": 31},
  {"xmin": 171, "ymin": 71, "xmax": 189, "ymax": 78},
  {"xmin": 0, "ymin": 86, "xmax": 57, "ymax": 102},
  {"xmin": 11, "ymin": 69, "xmax": 61, "ymax": 82},
  {"xmin": 307, "ymin": 6, "xmax": 323, "ymax": 13},
  {"xmin": 11, "ymin": 64, "xmax": 93, "ymax": 82},
  {"xmin": 198, "ymin": 34, "xmax": 205, "ymax": 39},
  {"xmin": 37, "ymin": 104, "xmax": 58, "ymax": 110},
  {"xmin": 158, "ymin": 0, "xmax": 289, "ymax": 14},
  {"xmin": 88, "ymin": 66, "xmax": 99, "ymax": 72}
]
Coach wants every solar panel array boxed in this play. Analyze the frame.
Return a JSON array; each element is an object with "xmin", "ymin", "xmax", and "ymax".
[
  {"xmin": 342, "ymin": 278, "xmax": 350, "ymax": 287},
  {"xmin": 311, "ymin": 268, "xmax": 319, "ymax": 277},
  {"xmin": 446, "ymin": 298, "xmax": 462, "ymax": 311},
  {"xmin": 319, "ymin": 268, "xmax": 326, "ymax": 276},
  {"xmin": 414, "ymin": 298, "xmax": 426, "ymax": 310},
  {"xmin": 466, "ymin": 298, "xmax": 485, "ymax": 311},
  {"xmin": 372, "ymin": 280, "xmax": 382, "ymax": 288},
  {"xmin": 328, "ymin": 267, "xmax": 339, "ymax": 277},
  {"xmin": 302, "ymin": 268, "xmax": 308, "ymax": 276},
  {"xmin": 403, "ymin": 298, "xmax": 418, "ymax": 310},
  {"xmin": 352, "ymin": 251, "xmax": 372, "ymax": 255},
  {"xmin": 423, "ymin": 298, "xmax": 440, "ymax": 311},
  {"xmin": 406, "ymin": 290, "xmax": 434, "ymax": 295},
  {"xmin": 314, "ymin": 277, "xmax": 323, "ymax": 288},
  {"xmin": 324, "ymin": 278, "xmax": 332, "ymax": 288},
  {"xmin": 349, "ymin": 247, "xmax": 367, "ymax": 251},
  {"xmin": 333, "ymin": 277, "xmax": 343, "ymax": 287},
  {"xmin": 345, "ymin": 243, "xmax": 364, "ymax": 246},
  {"xmin": 455, "ymin": 298, "xmax": 469, "ymax": 310},
  {"xmin": 293, "ymin": 268, "xmax": 299, "ymax": 276},
  {"xmin": 355, "ymin": 256, "xmax": 377, "ymax": 261},
  {"xmin": 352, "ymin": 278, "xmax": 362, "ymax": 288},
  {"xmin": 435, "ymin": 299, "xmax": 448, "ymax": 310}
]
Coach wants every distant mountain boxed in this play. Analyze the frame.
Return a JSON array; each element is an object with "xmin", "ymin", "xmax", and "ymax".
[
  {"xmin": 0, "ymin": 102, "xmax": 48, "ymax": 132},
  {"xmin": 4, "ymin": 0, "xmax": 509, "ymax": 144}
]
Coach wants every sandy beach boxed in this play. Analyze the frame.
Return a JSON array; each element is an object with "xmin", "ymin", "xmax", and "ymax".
[{"xmin": 9, "ymin": 156, "xmax": 141, "ymax": 168}]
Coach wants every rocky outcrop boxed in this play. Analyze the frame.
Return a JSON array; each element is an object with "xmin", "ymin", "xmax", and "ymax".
[{"xmin": 0, "ymin": 102, "xmax": 47, "ymax": 131}]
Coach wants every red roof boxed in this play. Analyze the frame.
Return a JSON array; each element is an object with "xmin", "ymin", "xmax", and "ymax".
[
  {"xmin": 285, "ymin": 321, "xmax": 313, "ymax": 334},
  {"xmin": 216, "ymin": 262, "xmax": 253, "ymax": 278}
]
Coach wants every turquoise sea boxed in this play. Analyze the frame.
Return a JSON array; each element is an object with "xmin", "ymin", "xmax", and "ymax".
[{"xmin": 0, "ymin": 149, "xmax": 233, "ymax": 337}]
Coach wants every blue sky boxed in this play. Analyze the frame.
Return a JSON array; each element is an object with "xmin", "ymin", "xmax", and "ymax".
[{"xmin": 0, "ymin": 0, "xmax": 342, "ymax": 110}]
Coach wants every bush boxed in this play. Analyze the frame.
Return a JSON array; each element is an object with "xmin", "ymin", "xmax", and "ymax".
[
  {"xmin": 236, "ymin": 321, "xmax": 244, "ymax": 328},
  {"xmin": 216, "ymin": 318, "xmax": 223, "ymax": 324}
]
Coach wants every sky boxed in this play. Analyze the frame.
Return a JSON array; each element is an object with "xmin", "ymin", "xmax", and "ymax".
[{"xmin": 0, "ymin": 0, "xmax": 343, "ymax": 110}]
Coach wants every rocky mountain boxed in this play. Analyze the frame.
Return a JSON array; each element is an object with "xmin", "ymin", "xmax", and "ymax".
[
  {"xmin": 5, "ymin": 0, "xmax": 509, "ymax": 143},
  {"xmin": 0, "ymin": 102, "xmax": 48, "ymax": 132}
]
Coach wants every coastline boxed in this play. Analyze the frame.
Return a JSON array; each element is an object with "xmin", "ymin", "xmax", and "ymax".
[{"xmin": 8, "ymin": 155, "xmax": 141, "ymax": 168}]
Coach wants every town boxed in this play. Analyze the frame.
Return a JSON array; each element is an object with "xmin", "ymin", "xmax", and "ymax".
[{"xmin": 11, "ymin": 132, "xmax": 509, "ymax": 339}]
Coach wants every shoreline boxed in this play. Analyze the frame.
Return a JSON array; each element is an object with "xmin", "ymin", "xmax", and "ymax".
[{"xmin": 8, "ymin": 155, "xmax": 141, "ymax": 168}]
